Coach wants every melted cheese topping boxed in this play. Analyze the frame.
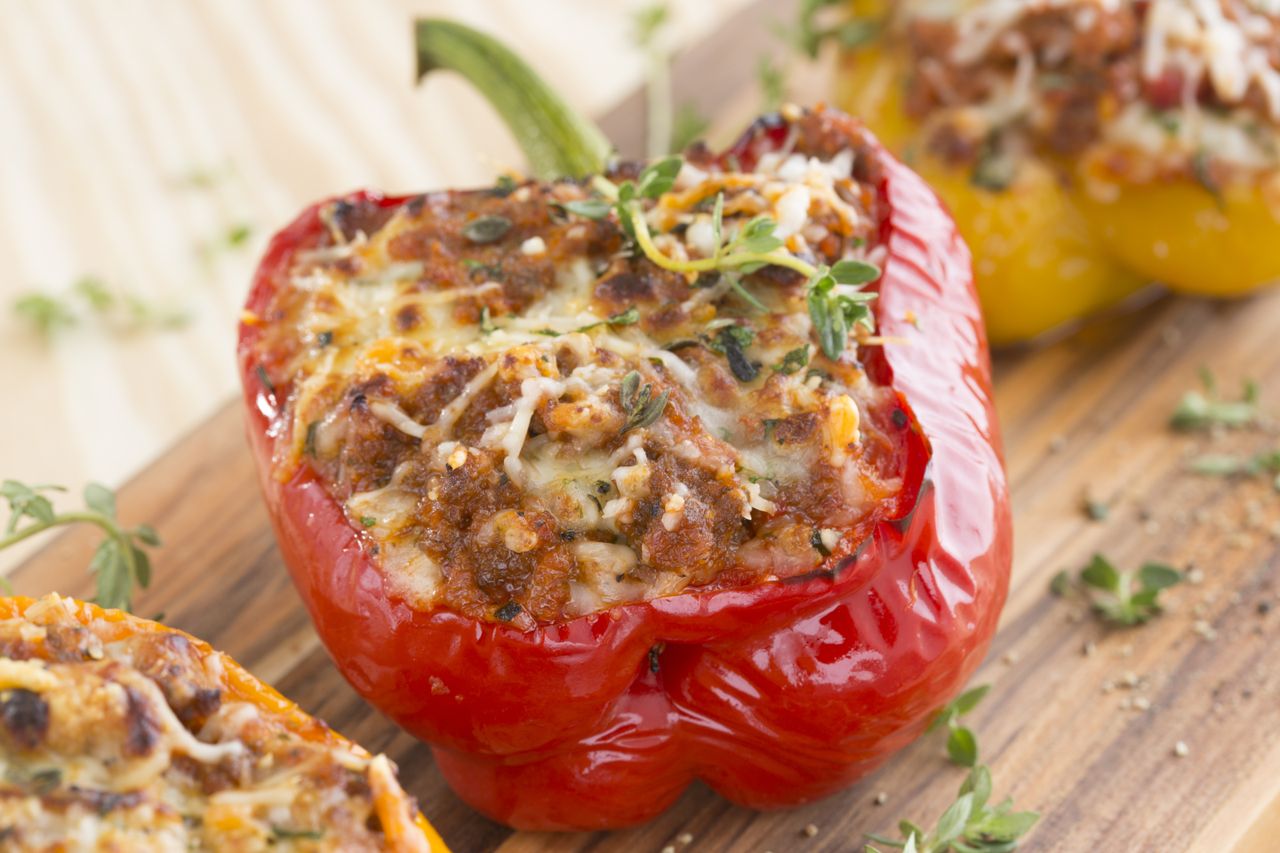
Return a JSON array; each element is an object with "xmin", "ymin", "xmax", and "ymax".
[
  {"xmin": 892, "ymin": 0, "xmax": 1280, "ymax": 178},
  {"xmin": 252, "ymin": 109, "xmax": 908, "ymax": 625},
  {"xmin": 0, "ymin": 595, "xmax": 428, "ymax": 852}
]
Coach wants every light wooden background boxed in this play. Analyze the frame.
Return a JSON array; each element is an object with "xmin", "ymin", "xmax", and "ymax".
[
  {"xmin": 0, "ymin": 0, "xmax": 763, "ymax": 572},
  {"xmin": 5, "ymin": 3, "xmax": 1280, "ymax": 851}
]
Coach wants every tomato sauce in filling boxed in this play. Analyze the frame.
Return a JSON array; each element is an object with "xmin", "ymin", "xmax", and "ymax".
[{"xmin": 251, "ymin": 110, "xmax": 911, "ymax": 626}]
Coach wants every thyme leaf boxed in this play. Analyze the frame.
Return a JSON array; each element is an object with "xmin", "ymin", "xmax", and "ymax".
[
  {"xmin": 619, "ymin": 371, "xmax": 671, "ymax": 433},
  {"xmin": 1055, "ymin": 554, "xmax": 1183, "ymax": 626},
  {"xmin": 462, "ymin": 215, "xmax": 513, "ymax": 244},
  {"xmin": 925, "ymin": 684, "xmax": 990, "ymax": 768},
  {"xmin": 866, "ymin": 765, "xmax": 1038, "ymax": 852},
  {"xmin": 774, "ymin": 345, "xmax": 810, "ymax": 375},
  {"xmin": 0, "ymin": 480, "xmax": 161, "ymax": 612}
]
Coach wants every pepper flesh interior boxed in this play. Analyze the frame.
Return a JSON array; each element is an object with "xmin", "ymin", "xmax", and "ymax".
[{"xmin": 251, "ymin": 111, "xmax": 908, "ymax": 626}]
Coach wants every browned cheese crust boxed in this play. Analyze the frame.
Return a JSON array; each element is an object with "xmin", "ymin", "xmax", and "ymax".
[
  {"xmin": 0, "ymin": 595, "xmax": 424, "ymax": 851},
  {"xmin": 250, "ymin": 110, "xmax": 911, "ymax": 627}
]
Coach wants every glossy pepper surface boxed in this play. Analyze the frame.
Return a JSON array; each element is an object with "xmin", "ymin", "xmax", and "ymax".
[
  {"xmin": 833, "ymin": 0, "xmax": 1280, "ymax": 346},
  {"xmin": 237, "ymin": 104, "xmax": 1012, "ymax": 828}
]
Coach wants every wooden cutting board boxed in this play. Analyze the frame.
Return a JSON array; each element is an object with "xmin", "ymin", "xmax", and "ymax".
[{"xmin": 9, "ymin": 9, "xmax": 1280, "ymax": 853}]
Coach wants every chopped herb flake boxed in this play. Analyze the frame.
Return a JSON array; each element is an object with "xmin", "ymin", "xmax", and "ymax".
[
  {"xmin": 462, "ymin": 215, "xmax": 513, "ymax": 244},
  {"xmin": 495, "ymin": 602, "xmax": 522, "ymax": 622},
  {"xmin": 255, "ymin": 364, "xmax": 275, "ymax": 395},
  {"xmin": 773, "ymin": 345, "xmax": 810, "ymax": 375},
  {"xmin": 304, "ymin": 422, "xmax": 319, "ymax": 458}
]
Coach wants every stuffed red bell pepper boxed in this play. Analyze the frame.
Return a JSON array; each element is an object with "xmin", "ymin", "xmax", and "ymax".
[{"xmin": 237, "ymin": 23, "xmax": 1010, "ymax": 832}]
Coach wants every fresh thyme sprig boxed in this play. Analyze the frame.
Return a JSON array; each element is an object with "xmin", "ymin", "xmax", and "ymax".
[
  {"xmin": 866, "ymin": 765, "xmax": 1039, "ymax": 853},
  {"xmin": 1050, "ymin": 554, "xmax": 1183, "ymax": 627},
  {"xmin": 925, "ymin": 684, "xmax": 990, "ymax": 768},
  {"xmin": 0, "ymin": 480, "xmax": 160, "ymax": 612},
  {"xmin": 565, "ymin": 157, "xmax": 881, "ymax": 361},
  {"xmin": 1170, "ymin": 369, "xmax": 1261, "ymax": 431}
]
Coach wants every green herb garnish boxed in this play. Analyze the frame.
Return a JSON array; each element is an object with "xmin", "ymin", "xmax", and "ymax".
[
  {"xmin": 619, "ymin": 370, "xmax": 671, "ymax": 434},
  {"xmin": 15, "ymin": 277, "xmax": 187, "ymax": 337},
  {"xmin": 810, "ymin": 527, "xmax": 830, "ymax": 557},
  {"xmin": 304, "ymin": 422, "xmax": 319, "ymax": 458},
  {"xmin": 1170, "ymin": 370, "xmax": 1260, "ymax": 431},
  {"xmin": 577, "ymin": 307, "xmax": 640, "ymax": 333},
  {"xmin": 461, "ymin": 258, "xmax": 505, "ymax": 282},
  {"xmin": 270, "ymin": 826, "xmax": 324, "ymax": 841},
  {"xmin": 1188, "ymin": 450, "xmax": 1280, "ymax": 482},
  {"xmin": 866, "ymin": 765, "xmax": 1039, "ymax": 852},
  {"xmin": 592, "ymin": 174, "xmax": 880, "ymax": 361},
  {"xmin": 13, "ymin": 294, "xmax": 76, "ymax": 335},
  {"xmin": 495, "ymin": 602, "xmax": 522, "ymax": 622},
  {"xmin": 198, "ymin": 223, "xmax": 255, "ymax": 263},
  {"xmin": 1055, "ymin": 554, "xmax": 1183, "ymax": 626},
  {"xmin": 1083, "ymin": 499, "xmax": 1109, "ymax": 521},
  {"xmin": 773, "ymin": 345, "xmax": 811, "ymax": 375},
  {"xmin": 971, "ymin": 133, "xmax": 1017, "ymax": 192},
  {"xmin": 462, "ymin": 215, "xmax": 513, "ymax": 244},
  {"xmin": 807, "ymin": 263, "xmax": 879, "ymax": 360},
  {"xmin": 712, "ymin": 325, "xmax": 760, "ymax": 383},
  {"xmin": 479, "ymin": 306, "xmax": 497, "ymax": 335},
  {"xmin": 758, "ymin": 55, "xmax": 786, "ymax": 111},
  {"xmin": 532, "ymin": 307, "xmax": 641, "ymax": 337},
  {"xmin": 925, "ymin": 684, "xmax": 990, "ymax": 768},
  {"xmin": 671, "ymin": 103, "xmax": 710, "ymax": 151},
  {"xmin": 1191, "ymin": 149, "xmax": 1225, "ymax": 210},
  {"xmin": 492, "ymin": 174, "xmax": 518, "ymax": 196},
  {"xmin": 255, "ymin": 364, "xmax": 276, "ymax": 395},
  {"xmin": 796, "ymin": 0, "xmax": 879, "ymax": 59},
  {"xmin": 226, "ymin": 223, "xmax": 254, "ymax": 247},
  {"xmin": 0, "ymin": 480, "xmax": 160, "ymax": 612},
  {"xmin": 556, "ymin": 198, "xmax": 612, "ymax": 220}
]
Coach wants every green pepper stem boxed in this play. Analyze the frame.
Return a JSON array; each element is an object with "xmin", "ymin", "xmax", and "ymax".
[{"xmin": 415, "ymin": 19, "xmax": 613, "ymax": 180}]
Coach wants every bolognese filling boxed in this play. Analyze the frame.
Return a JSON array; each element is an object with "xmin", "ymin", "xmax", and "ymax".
[
  {"xmin": 0, "ymin": 596, "xmax": 422, "ymax": 851},
  {"xmin": 886, "ymin": 0, "xmax": 1279, "ymax": 188},
  {"xmin": 249, "ymin": 110, "xmax": 910, "ymax": 627}
]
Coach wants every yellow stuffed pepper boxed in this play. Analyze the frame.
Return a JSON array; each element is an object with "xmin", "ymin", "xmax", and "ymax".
[{"xmin": 827, "ymin": 0, "xmax": 1280, "ymax": 345}]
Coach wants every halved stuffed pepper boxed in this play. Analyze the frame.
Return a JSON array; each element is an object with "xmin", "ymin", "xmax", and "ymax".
[
  {"xmin": 237, "ymin": 23, "xmax": 1011, "ymax": 832},
  {"xmin": 835, "ymin": 0, "xmax": 1280, "ymax": 344},
  {"xmin": 0, "ymin": 594, "xmax": 445, "ymax": 851}
]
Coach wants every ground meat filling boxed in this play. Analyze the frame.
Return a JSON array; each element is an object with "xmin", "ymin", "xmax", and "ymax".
[
  {"xmin": 252, "ymin": 109, "xmax": 909, "ymax": 626},
  {"xmin": 887, "ymin": 0, "xmax": 1280, "ymax": 184},
  {"xmin": 0, "ymin": 596, "xmax": 418, "ymax": 852}
]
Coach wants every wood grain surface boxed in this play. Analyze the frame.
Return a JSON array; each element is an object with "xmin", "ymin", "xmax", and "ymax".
[{"xmin": 7, "ymin": 4, "xmax": 1280, "ymax": 852}]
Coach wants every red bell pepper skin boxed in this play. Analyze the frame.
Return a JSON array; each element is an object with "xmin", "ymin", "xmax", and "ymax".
[{"xmin": 238, "ymin": 113, "xmax": 1011, "ymax": 831}]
